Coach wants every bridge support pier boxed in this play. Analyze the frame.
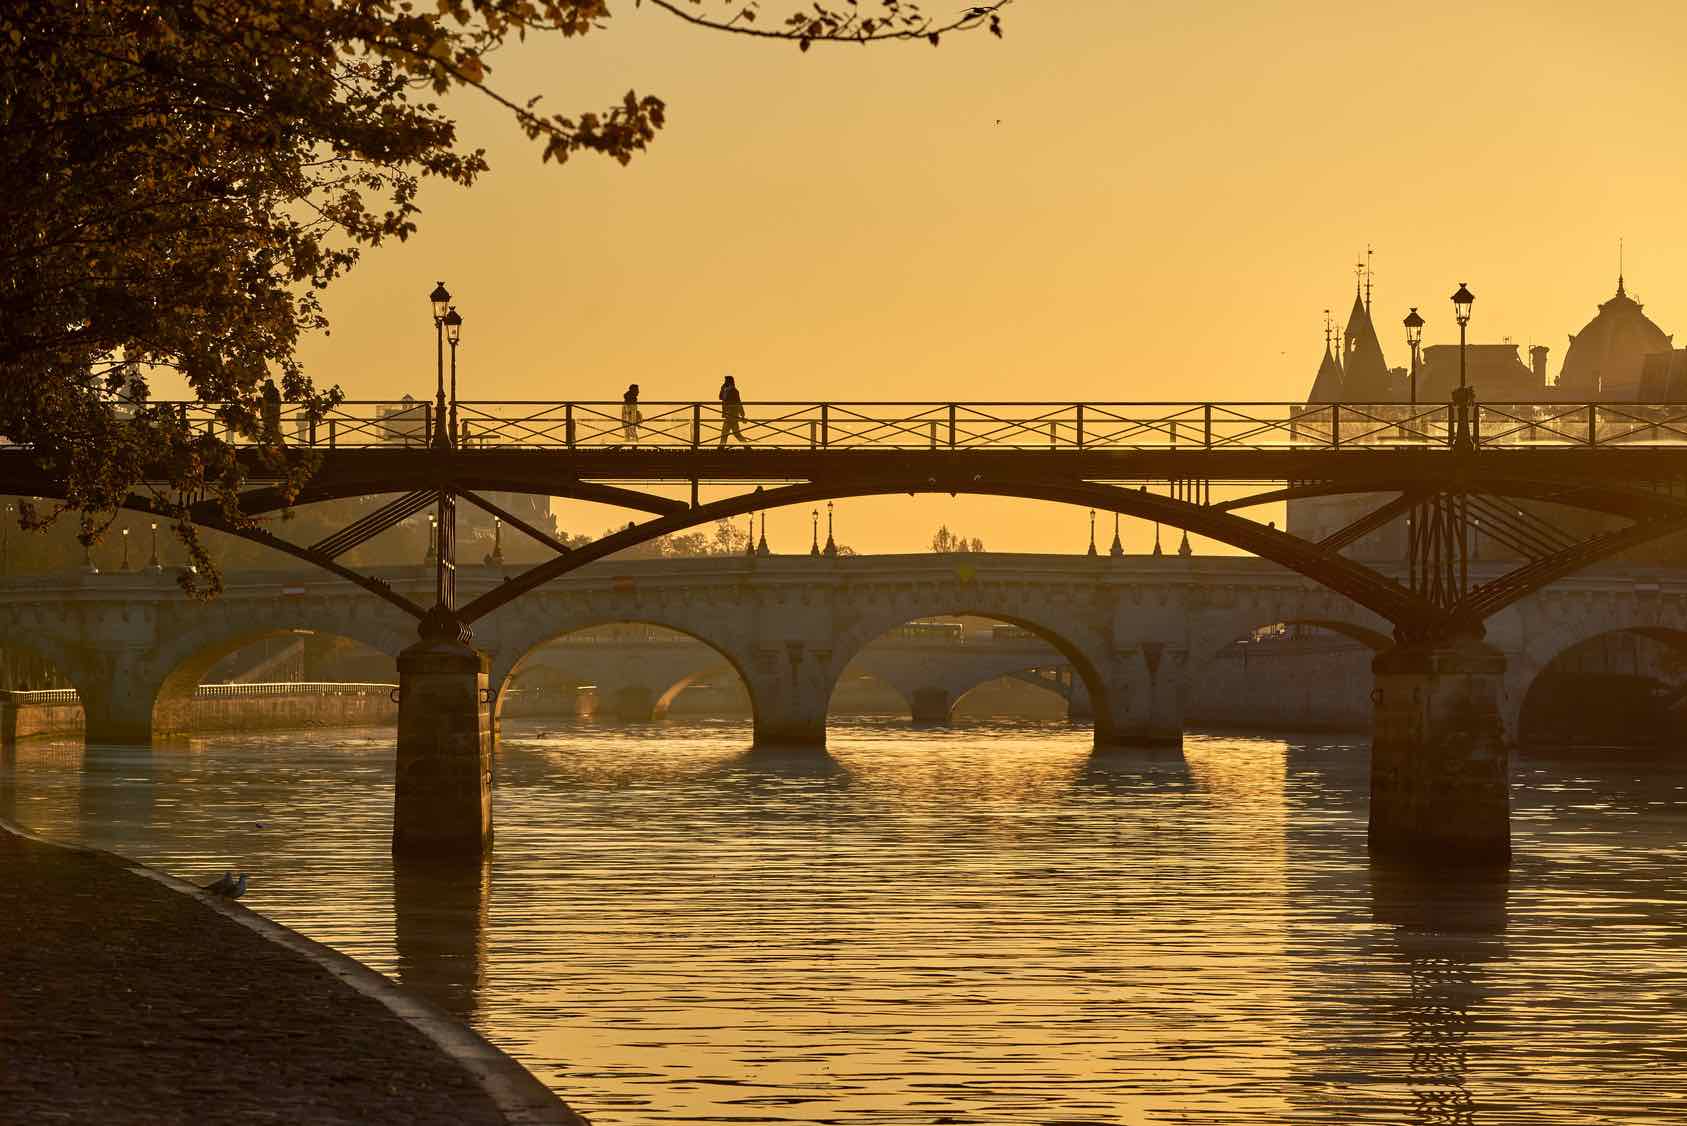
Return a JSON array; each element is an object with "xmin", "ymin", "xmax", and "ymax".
[
  {"xmin": 606, "ymin": 684, "xmax": 657, "ymax": 723},
  {"xmin": 909, "ymin": 687, "xmax": 953, "ymax": 725},
  {"xmin": 393, "ymin": 639, "xmax": 493, "ymax": 858},
  {"xmin": 1369, "ymin": 640, "xmax": 1510, "ymax": 864},
  {"xmin": 1094, "ymin": 644, "xmax": 1187, "ymax": 747},
  {"xmin": 80, "ymin": 697, "xmax": 155, "ymax": 746},
  {"xmin": 1067, "ymin": 678, "xmax": 1094, "ymax": 723}
]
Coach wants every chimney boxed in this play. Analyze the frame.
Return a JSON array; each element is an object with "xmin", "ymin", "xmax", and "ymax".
[{"xmin": 1530, "ymin": 344, "xmax": 1550, "ymax": 387}]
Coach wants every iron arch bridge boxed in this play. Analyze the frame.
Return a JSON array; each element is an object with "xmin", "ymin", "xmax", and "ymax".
[
  {"xmin": 12, "ymin": 394, "xmax": 1687, "ymax": 862},
  {"xmin": 8, "ymin": 397, "xmax": 1687, "ymax": 647}
]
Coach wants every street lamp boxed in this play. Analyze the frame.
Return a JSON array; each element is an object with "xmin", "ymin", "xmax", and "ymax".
[
  {"xmin": 147, "ymin": 521, "xmax": 162, "ymax": 572},
  {"xmin": 425, "ymin": 513, "xmax": 438, "ymax": 565},
  {"xmin": 428, "ymin": 281, "xmax": 451, "ymax": 449},
  {"xmin": 489, "ymin": 515, "xmax": 504, "ymax": 568},
  {"xmin": 1087, "ymin": 509, "xmax": 1098, "ymax": 556},
  {"xmin": 1403, "ymin": 307, "xmax": 1425, "ymax": 408},
  {"xmin": 810, "ymin": 509, "xmax": 820, "ymax": 557},
  {"xmin": 1451, "ymin": 283, "xmax": 1474, "ymax": 389},
  {"xmin": 444, "ymin": 305, "xmax": 463, "ymax": 445},
  {"xmin": 823, "ymin": 501, "xmax": 838, "ymax": 557},
  {"xmin": 1450, "ymin": 283, "xmax": 1476, "ymax": 452},
  {"xmin": 120, "ymin": 527, "xmax": 130, "ymax": 572}
]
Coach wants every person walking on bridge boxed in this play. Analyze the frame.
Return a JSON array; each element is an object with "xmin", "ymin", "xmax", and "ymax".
[
  {"xmin": 260, "ymin": 377, "xmax": 283, "ymax": 444},
  {"xmin": 621, "ymin": 383, "xmax": 641, "ymax": 446},
  {"xmin": 718, "ymin": 374, "xmax": 747, "ymax": 447}
]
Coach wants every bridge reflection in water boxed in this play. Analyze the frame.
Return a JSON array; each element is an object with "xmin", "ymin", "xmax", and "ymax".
[{"xmin": 5, "ymin": 723, "xmax": 1684, "ymax": 1122}]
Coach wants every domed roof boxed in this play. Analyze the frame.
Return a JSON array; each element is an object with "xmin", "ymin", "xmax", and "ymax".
[{"xmin": 1558, "ymin": 277, "xmax": 1673, "ymax": 398}]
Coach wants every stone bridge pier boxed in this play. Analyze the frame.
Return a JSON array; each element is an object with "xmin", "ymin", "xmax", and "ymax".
[{"xmin": 1368, "ymin": 639, "xmax": 1510, "ymax": 864}]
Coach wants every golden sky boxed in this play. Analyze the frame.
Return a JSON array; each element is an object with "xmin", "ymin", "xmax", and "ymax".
[{"xmin": 284, "ymin": 0, "xmax": 1687, "ymax": 554}]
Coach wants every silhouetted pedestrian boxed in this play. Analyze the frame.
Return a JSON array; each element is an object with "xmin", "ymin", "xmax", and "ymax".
[
  {"xmin": 719, "ymin": 374, "xmax": 746, "ymax": 446},
  {"xmin": 260, "ymin": 377, "xmax": 282, "ymax": 443},
  {"xmin": 621, "ymin": 383, "xmax": 641, "ymax": 445}
]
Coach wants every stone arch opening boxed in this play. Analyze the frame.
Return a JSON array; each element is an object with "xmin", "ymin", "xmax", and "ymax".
[
  {"xmin": 1519, "ymin": 627, "xmax": 1687, "ymax": 750},
  {"xmin": 496, "ymin": 622, "xmax": 754, "ymax": 734},
  {"xmin": 951, "ymin": 666, "xmax": 1074, "ymax": 721},
  {"xmin": 828, "ymin": 670, "xmax": 912, "ymax": 718},
  {"xmin": 828, "ymin": 613, "xmax": 1108, "ymax": 734},
  {"xmin": 150, "ymin": 626, "xmax": 406, "ymax": 738},
  {"xmin": 1196, "ymin": 619, "xmax": 1387, "ymax": 733},
  {"xmin": 0, "ymin": 640, "xmax": 86, "ymax": 746}
]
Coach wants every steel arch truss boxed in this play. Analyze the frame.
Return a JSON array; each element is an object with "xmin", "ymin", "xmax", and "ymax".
[{"xmin": 18, "ymin": 450, "xmax": 1687, "ymax": 646}]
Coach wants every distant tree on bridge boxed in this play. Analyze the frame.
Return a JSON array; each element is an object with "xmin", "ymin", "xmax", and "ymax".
[
  {"xmin": 0, "ymin": 0, "xmax": 1007, "ymax": 594},
  {"xmin": 931, "ymin": 525, "xmax": 985, "ymax": 553}
]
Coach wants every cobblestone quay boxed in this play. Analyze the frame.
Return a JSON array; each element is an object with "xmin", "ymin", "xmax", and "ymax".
[{"xmin": 0, "ymin": 823, "xmax": 580, "ymax": 1125}]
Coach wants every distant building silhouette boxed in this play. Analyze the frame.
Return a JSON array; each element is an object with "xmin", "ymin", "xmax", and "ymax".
[
  {"xmin": 1291, "ymin": 267, "xmax": 1682, "ymax": 563},
  {"xmin": 1557, "ymin": 276, "xmax": 1673, "ymax": 399},
  {"xmin": 1339, "ymin": 289, "xmax": 1393, "ymax": 400}
]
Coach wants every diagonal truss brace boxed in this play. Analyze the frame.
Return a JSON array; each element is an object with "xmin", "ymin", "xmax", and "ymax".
[
  {"xmin": 309, "ymin": 489, "xmax": 436, "ymax": 559},
  {"xmin": 456, "ymin": 488, "xmax": 576, "ymax": 556}
]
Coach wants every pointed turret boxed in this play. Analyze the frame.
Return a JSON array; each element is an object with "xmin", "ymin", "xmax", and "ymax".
[
  {"xmin": 1307, "ymin": 340, "xmax": 1343, "ymax": 403},
  {"xmin": 1341, "ymin": 291, "xmax": 1392, "ymax": 399},
  {"xmin": 1305, "ymin": 309, "xmax": 1344, "ymax": 403}
]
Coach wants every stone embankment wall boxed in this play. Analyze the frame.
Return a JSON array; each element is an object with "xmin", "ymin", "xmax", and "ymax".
[
  {"xmin": 2, "ymin": 685, "xmax": 397, "ymax": 745},
  {"xmin": 191, "ymin": 691, "xmax": 397, "ymax": 732},
  {"xmin": 1188, "ymin": 639, "xmax": 1374, "ymax": 732}
]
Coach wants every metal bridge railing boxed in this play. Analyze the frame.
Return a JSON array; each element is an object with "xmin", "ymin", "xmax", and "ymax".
[
  {"xmin": 192, "ymin": 682, "xmax": 398, "ymax": 699},
  {"xmin": 143, "ymin": 400, "xmax": 1687, "ymax": 451},
  {"xmin": 2, "ymin": 688, "xmax": 81, "ymax": 706}
]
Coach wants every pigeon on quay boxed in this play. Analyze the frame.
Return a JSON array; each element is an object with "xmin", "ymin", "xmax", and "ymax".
[{"xmin": 203, "ymin": 871, "xmax": 248, "ymax": 898}]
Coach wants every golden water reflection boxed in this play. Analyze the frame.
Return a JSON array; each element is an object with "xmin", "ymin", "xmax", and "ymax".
[{"xmin": 5, "ymin": 721, "xmax": 1686, "ymax": 1123}]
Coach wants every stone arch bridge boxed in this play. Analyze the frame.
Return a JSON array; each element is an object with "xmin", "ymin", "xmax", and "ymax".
[{"xmin": 4, "ymin": 553, "xmax": 1679, "ymax": 752}]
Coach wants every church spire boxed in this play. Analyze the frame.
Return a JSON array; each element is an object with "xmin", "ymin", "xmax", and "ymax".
[
  {"xmin": 1306, "ymin": 309, "xmax": 1344, "ymax": 403},
  {"xmin": 1618, "ymin": 236, "xmax": 1626, "ymax": 297},
  {"xmin": 1341, "ymin": 283, "xmax": 1391, "ymax": 400},
  {"xmin": 1364, "ymin": 244, "xmax": 1374, "ymax": 312}
]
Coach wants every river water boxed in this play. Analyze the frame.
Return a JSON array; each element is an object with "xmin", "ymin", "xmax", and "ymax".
[{"xmin": 4, "ymin": 719, "xmax": 1686, "ymax": 1124}]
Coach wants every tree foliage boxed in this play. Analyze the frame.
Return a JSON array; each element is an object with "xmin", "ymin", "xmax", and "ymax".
[
  {"xmin": 930, "ymin": 524, "xmax": 984, "ymax": 553},
  {"xmin": 0, "ymin": 0, "xmax": 1006, "ymax": 595}
]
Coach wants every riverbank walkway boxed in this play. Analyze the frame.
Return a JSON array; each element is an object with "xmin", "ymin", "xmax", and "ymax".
[{"xmin": 0, "ymin": 823, "xmax": 579, "ymax": 1125}]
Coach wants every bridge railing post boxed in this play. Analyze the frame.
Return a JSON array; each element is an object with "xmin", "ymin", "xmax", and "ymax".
[
  {"xmin": 1204, "ymin": 403, "xmax": 1212, "ymax": 448},
  {"xmin": 929, "ymin": 420, "xmax": 938, "ymax": 449},
  {"xmin": 1587, "ymin": 403, "xmax": 1597, "ymax": 446},
  {"xmin": 1076, "ymin": 404, "xmax": 1084, "ymax": 449},
  {"xmin": 328, "ymin": 418, "xmax": 337, "ymax": 448},
  {"xmin": 1330, "ymin": 403, "xmax": 1340, "ymax": 448},
  {"xmin": 948, "ymin": 404, "xmax": 957, "ymax": 449},
  {"xmin": 808, "ymin": 420, "xmax": 817, "ymax": 449},
  {"xmin": 692, "ymin": 403, "xmax": 701, "ymax": 449},
  {"xmin": 1048, "ymin": 420, "xmax": 1057, "ymax": 448},
  {"xmin": 821, "ymin": 403, "xmax": 829, "ymax": 448},
  {"xmin": 421, "ymin": 403, "xmax": 431, "ymax": 449}
]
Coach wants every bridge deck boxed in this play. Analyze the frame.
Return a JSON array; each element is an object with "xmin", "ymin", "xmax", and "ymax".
[{"xmin": 133, "ymin": 399, "xmax": 1687, "ymax": 452}]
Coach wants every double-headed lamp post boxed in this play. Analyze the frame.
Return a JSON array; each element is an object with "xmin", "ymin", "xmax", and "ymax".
[
  {"xmin": 1403, "ymin": 307, "xmax": 1425, "ymax": 408},
  {"xmin": 429, "ymin": 282, "xmax": 451, "ymax": 449},
  {"xmin": 444, "ymin": 306, "xmax": 463, "ymax": 445},
  {"xmin": 1451, "ymin": 282, "xmax": 1476, "ymax": 451}
]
